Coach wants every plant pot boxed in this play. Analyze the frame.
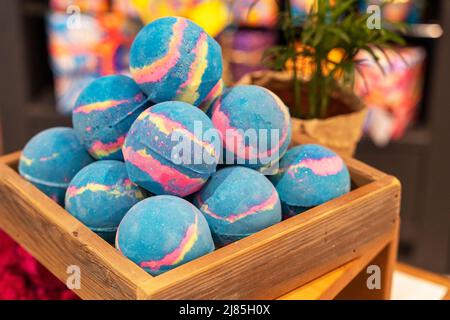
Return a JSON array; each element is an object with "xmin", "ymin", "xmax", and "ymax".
[{"xmin": 237, "ymin": 71, "xmax": 368, "ymax": 156}]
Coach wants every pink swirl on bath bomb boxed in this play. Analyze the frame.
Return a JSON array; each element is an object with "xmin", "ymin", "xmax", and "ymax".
[
  {"xmin": 139, "ymin": 213, "xmax": 199, "ymax": 271},
  {"xmin": 123, "ymin": 146, "xmax": 206, "ymax": 196},
  {"xmin": 89, "ymin": 135, "xmax": 126, "ymax": 158},
  {"xmin": 287, "ymin": 156, "xmax": 344, "ymax": 177},
  {"xmin": 196, "ymin": 189, "xmax": 279, "ymax": 223},
  {"xmin": 211, "ymin": 99, "xmax": 289, "ymax": 160}
]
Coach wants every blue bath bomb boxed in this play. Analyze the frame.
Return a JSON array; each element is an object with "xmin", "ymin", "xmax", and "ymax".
[
  {"xmin": 123, "ymin": 101, "xmax": 221, "ymax": 197},
  {"xmin": 281, "ymin": 202, "xmax": 310, "ymax": 220},
  {"xmin": 116, "ymin": 195, "xmax": 214, "ymax": 276},
  {"xmin": 72, "ymin": 74, "xmax": 150, "ymax": 160},
  {"xmin": 209, "ymin": 85, "xmax": 292, "ymax": 171},
  {"xmin": 19, "ymin": 127, "xmax": 94, "ymax": 205},
  {"xmin": 129, "ymin": 16, "xmax": 223, "ymax": 106},
  {"xmin": 193, "ymin": 166, "xmax": 282, "ymax": 246},
  {"xmin": 270, "ymin": 144, "xmax": 351, "ymax": 207},
  {"xmin": 65, "ymin": 161, "xmax": 145, "ymax": 243}
]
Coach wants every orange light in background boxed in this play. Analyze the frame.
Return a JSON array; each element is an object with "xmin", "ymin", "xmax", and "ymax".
[
  {"xmin": 285, "ymin": 44, "xmax": 345, "ymax": 81},
  {"xmin": 291, "ymin": 0, "xmax": 337, "ymax": 14}
]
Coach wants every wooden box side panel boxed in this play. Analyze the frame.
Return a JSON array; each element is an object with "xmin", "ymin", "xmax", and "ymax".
[
  {"xmin": 0, "ymin": 162, "xmax": 153, "ymax": 300},
  {"xmin": 143, "ymin": 177, "xmax": 401, "ymax": 299}
]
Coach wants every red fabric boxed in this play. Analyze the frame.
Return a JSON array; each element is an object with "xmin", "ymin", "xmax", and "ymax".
[{"xmin": 0, "ymin": 230, "xmax": 78, "ymax": 300}]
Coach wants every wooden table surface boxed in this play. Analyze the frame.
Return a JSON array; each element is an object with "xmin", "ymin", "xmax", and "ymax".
[
  {"xmin": 278, "ymin": 244, "xmax": 450, "ymax": 300},
  {"xmin": 395, "ymin": 263, "xmax": 450, "ymax": 300}
]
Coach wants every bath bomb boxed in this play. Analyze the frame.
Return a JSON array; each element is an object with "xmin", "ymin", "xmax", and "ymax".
[
  {"xmin": 193, "ymin": 166, "xmax": 282, "ymax": 246},
  {"xmin": 65, "ymin": 161, "xmax": 145, "ymax": 243},
  {"xmin": 209, "ymin": 85, "xmax": 292, "ymax": 171},
  {"xmin": 19, "ymin": 127, "xmax": 94, "ymax": 205},
  {"xmin": 116, "ymin": 195, "xmax": 214, "ymax": 276},
  {"xmin": 123, "ymin": 101, "xmax": 221, "ymax": 197},
  {"xmin": 129, "ymin": 16, "xmax": 223, "ymax": 106},
  {"xmin": 72, "ymin": 74, "xmax": 150, "ymax": 160},
  {"xmin": 270, "ymin": 144, "xmax": 351, "ymax": 208}
]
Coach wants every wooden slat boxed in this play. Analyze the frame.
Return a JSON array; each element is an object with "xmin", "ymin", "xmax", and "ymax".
[
  {"xmin": 344, "ymin": 156, "xmax": 387, "ymax": 186},
  {"xmin": 1, "ymin": 150, "xmax": 21, "ymax": 168}
]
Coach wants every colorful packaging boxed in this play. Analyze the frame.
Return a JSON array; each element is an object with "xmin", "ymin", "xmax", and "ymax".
[
  {"xmin": 47, "ymin": 11, "xmax": 139, "ymax": 113},
  {"xmin": 354, "ymin": 46, "xmax": 426, "ymax": 144},
  {"xmin": 220, "ymin": 29, "xmax": 278, "ymax": 82},
  {"xmin": 230, "ymin": 0, "xmax": 278, "ymax": 27},
  {"xmin": 50, "ymin": 0, "xmax": 109, "ymax": 14}
]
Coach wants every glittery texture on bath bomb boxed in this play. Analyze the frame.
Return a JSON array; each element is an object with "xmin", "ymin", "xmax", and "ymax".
[
  {"xmin": 270, "ymin": 144, "xmax": 351, "ymax": 207},
  {"xmin": 65, "ymin": 161, "xmax": 145, "ymax": 243},
  {"xmin": 72, "ymin": 74, "xmax": 150, "ymax": 160},
  {"xmin": 209, "ymin": 85, "xmax": 291, "ymax": 171},
  {"xmin": 19, "ymin": 127, "xmax": 94, "ymax": 205},
  {"xmin": 193, "ymin": 166, "xmax": 282, "ymax": 246},
  {"xmin": 129, "ymin": 16, "xmax": 223, "ymax": 106},
  {"xmin": 116, "ymin": 196, "xmax": 214, "ymax": 276},
  {"xmin": 123, "ymin": 101, "xmax": 221, "ymax": 197}
]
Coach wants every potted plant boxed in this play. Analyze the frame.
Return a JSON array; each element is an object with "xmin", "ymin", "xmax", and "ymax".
[{"xmin": 238, "ymin": 0, "xmax": 404, "ymax": 156}]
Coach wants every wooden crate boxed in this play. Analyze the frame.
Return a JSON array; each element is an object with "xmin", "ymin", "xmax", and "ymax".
[{"xmin": 0, "ymin": 151, "xmax": 400, "ymax": 299}]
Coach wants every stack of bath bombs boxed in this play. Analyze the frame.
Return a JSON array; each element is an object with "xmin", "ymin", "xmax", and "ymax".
[
  {"xmin": 116, "ymin": 16, "xmax": 224, "ymax": 271},
  {"xmin": 61, "ymin": 73, "xmax": 152, "ymax": 242},
  {"xmin": 17, "ymin": 15, "xmax": 352, "ymax": 276}
]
